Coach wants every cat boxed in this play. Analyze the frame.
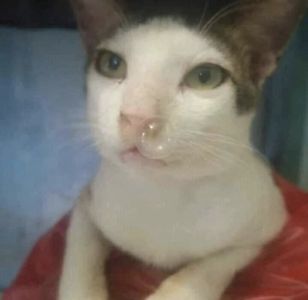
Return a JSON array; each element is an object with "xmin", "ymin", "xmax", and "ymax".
[{"xmin": 59, "ymin": 1, "xmax": 305, "ymax": 300}]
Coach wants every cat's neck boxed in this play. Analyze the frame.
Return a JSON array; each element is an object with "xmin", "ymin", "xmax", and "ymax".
[{"xmin": 92, "ymin": 149, "xmax": 266, "ymax": 199}]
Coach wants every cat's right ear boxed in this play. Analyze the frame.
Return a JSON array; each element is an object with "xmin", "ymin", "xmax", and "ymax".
[{"xmin": 70, "ymin": 0, "xmax": 124, "ymax": 54}]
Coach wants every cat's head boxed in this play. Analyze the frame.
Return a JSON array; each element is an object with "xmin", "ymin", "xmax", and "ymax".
[{"xmin": 71, "ymin": 0, "xmax": 305, "ymax": 180}]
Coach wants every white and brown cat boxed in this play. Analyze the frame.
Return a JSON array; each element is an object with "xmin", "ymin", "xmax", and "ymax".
[{"xmin": 59, "ymin": 1, "xmax": 305, "ymax": 300}]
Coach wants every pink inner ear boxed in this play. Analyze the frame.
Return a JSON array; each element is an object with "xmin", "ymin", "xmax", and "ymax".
[
  {"xmin": 254, "ymin": 53, "xmax": 278, "ymax": 83},
  {"xmin": 70, "ymin": 0, "xmax": 123, "ymax": 53}
]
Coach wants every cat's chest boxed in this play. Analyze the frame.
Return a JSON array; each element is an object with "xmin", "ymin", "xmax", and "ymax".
[
  {"xmin": 92, "ymin": 193, "xmax": 207, "ymax": 267},
  {"xmin": 89, "ymin": 172, "xmax": 240, "ymax": 268}
]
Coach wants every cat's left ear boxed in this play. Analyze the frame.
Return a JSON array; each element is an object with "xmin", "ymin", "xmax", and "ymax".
[
  {"xmin": 225, "ymin": 0, "xmax": 306, "ymax": 84},
  {"xmin": 70, "ymin": 0, "xmax": 125, "ymax": 54}
]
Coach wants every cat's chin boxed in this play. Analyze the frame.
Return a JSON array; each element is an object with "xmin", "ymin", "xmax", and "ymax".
[
  {"xmin": 120, "ymin": 147, "xmax": 167, "ymax": 169},
  {"xmin": 116, "ymin": 147, "xmax": 235, "ymax": 182}
]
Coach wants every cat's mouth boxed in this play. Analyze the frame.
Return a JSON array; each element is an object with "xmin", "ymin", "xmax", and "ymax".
[{"xmin": 120, "ymin": 147, "xmax": 167, "ymax": 168}]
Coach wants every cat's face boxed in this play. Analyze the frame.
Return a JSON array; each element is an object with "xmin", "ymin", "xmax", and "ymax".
[
  {"xmin": 71, "ymin": 0, "xmax": 304, "ymax": 180},
  {"xmin": 86, "ymin": 19, "xmax": 254, "ymax": 179}
]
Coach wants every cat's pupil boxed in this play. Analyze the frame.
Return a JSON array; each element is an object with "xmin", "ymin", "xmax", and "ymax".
[
  {"xmin": 198, "ymin": 69, "xmax": 211, "ymax": 83},
  {"xmin": 108, "ymin": 55, "xmax": 121, "ymax": 70}
]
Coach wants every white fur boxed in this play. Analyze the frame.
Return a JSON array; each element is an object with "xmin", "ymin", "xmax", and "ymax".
[{"xmin": 59, "ymin": 19, "xmax": 287, "ymax": 300}]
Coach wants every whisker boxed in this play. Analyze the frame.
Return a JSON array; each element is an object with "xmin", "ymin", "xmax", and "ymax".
[
  {"xmin": 112, "ymin": 0, "xmax": 128, "ymax": 26},
  {"xmin": 200, "ymin": 0, "xmax": 242, "ymax": 32},
  {"xmin": 197, "ymin": 0, "xmax": 210, "ymax": 30},
  {"xmin": 175, "ymin": 138, "xmax": 249, "ymax": 169},
  {"xmin": 201, "ymin": 144, "xmax": 249, "ymax": 168},
  {"xmin": 201, "ymin": 0, "xmax": 256, "ymax": 35},
  {"xmin": 180, "ymin": 129, "xmax": 254, "ymax": 151}
]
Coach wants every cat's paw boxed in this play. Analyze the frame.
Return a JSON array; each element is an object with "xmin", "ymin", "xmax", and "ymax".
[
  {"xmin": 58, "ymin": 290, "xmax": 108, "ymax": 300},
  {"xmin": 146, "ymin": 290, "xmax": 202, "ymax": 300},
  {"xmin": 145, "ymin": 282, "xmax": 211, "ymax": 300},
  {"xmin": 59, "ymin": 295, "xmax": 107, "ymax": 300}
]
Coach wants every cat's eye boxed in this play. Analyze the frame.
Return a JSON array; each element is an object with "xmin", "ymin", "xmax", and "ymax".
[
  {"xmin": 183, "ymin": 64, "xmax": 227, "ymax": 90},
  {"xmin": 95, "ymin": 49, "xmax": 127, "ymax": 79}
]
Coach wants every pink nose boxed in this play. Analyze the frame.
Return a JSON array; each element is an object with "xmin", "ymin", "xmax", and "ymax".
[{"xmin": 119, "ymin": 112, "xmax": 149, "ymax": 140}]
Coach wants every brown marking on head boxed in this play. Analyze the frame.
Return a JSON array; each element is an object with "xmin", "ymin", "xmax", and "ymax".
[
  {"xmin": 210, "ymin": 0, "xmax": 305, "ymax": 81},
  {"xmin": 70, "ymin": 0, "xmax": 305, "ymax": 113},
  {"xmin": 206, "ymin": 0, "xmax": 306, "ymax": 112}
]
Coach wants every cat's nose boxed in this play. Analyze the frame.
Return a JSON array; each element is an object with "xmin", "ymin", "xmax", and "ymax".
[
  {"xmin": 119, "ymin": 112, "xmax": 152, "ymax": 140},
  {"xmin": 120, "ymin": 113, "xmax": 147, "ymax": 130},
  {"xmin": 120, "ymin": 112, "xmax": 172, "ymax": 159}
]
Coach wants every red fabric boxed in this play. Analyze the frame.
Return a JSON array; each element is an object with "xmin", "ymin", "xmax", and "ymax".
[{"xmin": 3, "ymin": 176, "xmax": 308, "ymax": 300}]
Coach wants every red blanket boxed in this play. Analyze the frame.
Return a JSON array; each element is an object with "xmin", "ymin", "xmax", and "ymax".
[{"xmin": 4, "ymin": 176, "xmax": 308, "ymax": 300}]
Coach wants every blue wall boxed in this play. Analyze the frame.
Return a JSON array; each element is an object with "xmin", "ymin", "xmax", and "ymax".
[
  {"xmin": 261, "ymin": 16, "xmax": 308, "ymax": 185},
  {"xmin": 0, "ymin": 28, "xmax": 99, "ymax": 288}
]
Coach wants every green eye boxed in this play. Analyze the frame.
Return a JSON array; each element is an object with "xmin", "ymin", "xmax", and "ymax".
[
  {"xmin": 95, "ymin": 49, "xmax": 127, "ymax": 79},
  {"xmin": 184, "ymin": 64, "xmax": 227, "ymax": 90}
]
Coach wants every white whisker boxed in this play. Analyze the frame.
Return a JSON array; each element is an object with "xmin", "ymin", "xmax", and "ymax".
[
  {"xmin": 197, "ymin": 0, "xmax": 210, "ymax": 30},
  {"xmin": 201, "ymin": 0, "xmax": 255, "ymax": 35}
]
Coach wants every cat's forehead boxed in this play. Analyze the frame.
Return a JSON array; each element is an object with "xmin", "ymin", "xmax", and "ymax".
[
  {"xmin": 97, "ymin": 19, "xmax": 231, "ymax": 70},
  {"xmin": 119, "ymin": 0, "xmax": 230, "ymax": 26}
]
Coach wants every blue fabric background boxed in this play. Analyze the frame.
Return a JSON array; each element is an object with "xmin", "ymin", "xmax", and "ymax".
[{"xmin": 0, "ymin": 28, "xmax": 99, "ymax": 288}]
